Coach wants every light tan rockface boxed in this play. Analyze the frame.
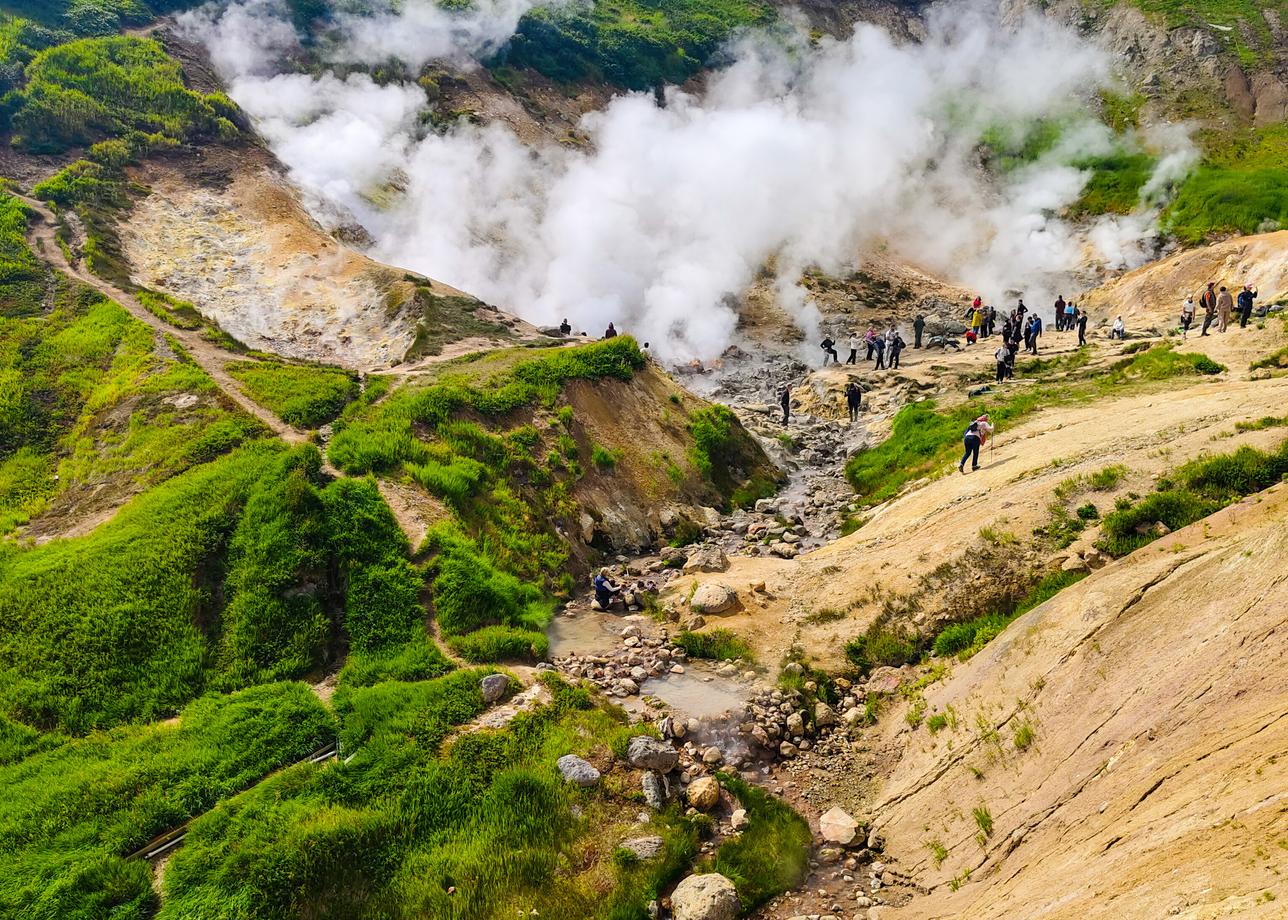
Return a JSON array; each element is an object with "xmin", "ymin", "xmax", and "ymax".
[
  {"xmin": 867, "ymin": 482, "xmax": 1288, "ymax": 919},
  {"xmin": 1081, "ymin": 231, "xmax": 1288, "ymax": 330},
  {"xmin": 121, "ymin": 156, "xmax": 510, "ymax": 370},
  {"xmin": 666, "ymin": 318, "xmax": 1288, "ymax": 671}
]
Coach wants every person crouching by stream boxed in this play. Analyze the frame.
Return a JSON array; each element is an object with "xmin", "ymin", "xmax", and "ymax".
[
  {"xmin": 593, "ymin": 568, "xmax": 624, "ymax": 611},
  {"xmin": 959, "ymin": 414, "xmax": 994, "ymax": 474}
]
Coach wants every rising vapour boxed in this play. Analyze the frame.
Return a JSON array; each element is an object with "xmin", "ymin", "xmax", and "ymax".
[{"xmin": 182, "ymin": 0, "xmax": 1193, "ymax": 360}]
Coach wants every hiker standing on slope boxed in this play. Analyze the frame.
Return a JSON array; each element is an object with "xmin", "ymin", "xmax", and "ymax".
[
  {"xmin": 1217, "ymin": 286, "xmax": 1234, "ymax": 333},
  {"xmin": 1180, "ymin": 297, "xmax": 1195, "ymax": 338},
  {"xmin": 873, "ymin": 334, "xmax": 887, "ymax": 370},
  {"xmin": 845, "ymin": 381, "xmax": 861, "ymax": 422},
  {"xmin": 1054, "ymin": 295, "xmax": 1066, "ymax": 331},
  {"xmin": 604, "ymin": 322, "xmax": 618, "ymax": 338},
  {"xmin": 846, "ymin": 331, "xmax": 860, "ymax": 365},
  {"xmin": 865, "ymin": 327, "xmax": 877, "ymax": 361},
  {"xmin": 890, "ymin": 332, "xmax": 906, "ymax": 369},
  {"xmin": 913, "ymin": 313, "xmax": 926, "ymax": 348},
  {"xmin": 1199, "ymin": 282, "xmax": 1218, "ymax": 336},
  {"xmin": 779, "ymin": 384, "xmax": 791, "ymax": 426},
  {"xmin": 820, "ymin": 334, "xmax": 839, "ymax": 366},
  {"xmin": 959, "ymin": 414, "xmax": 994, "ymax": 474},
  {"xmin": 1237, "ymin": 284, "xmax": 1258, "ymax": 328},
  {"xmin": 994, "ymin": 342, "xmax": 1009, "ymax": 384},
  {"xmin": 1076, "ymin": 311, "xmax": 1088, "ymax": 346}
]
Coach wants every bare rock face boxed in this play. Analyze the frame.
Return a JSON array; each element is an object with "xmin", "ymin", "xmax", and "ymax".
[
  {"xmin": 819, "ymin": 806, "xmax": 860, "ymax": 845},
  {"xmin": 687, "ymin": 776, "xmax": 721, "ymax": 810},
  {"xmin": 690, "ymin": 583, "xmax": 737, "ymax": 614},
  {"xmin": 620, "ymin": 836, "xmax": 664, "ymax": 860},
  {"xmin": 671, "ymin": 873, "xmax": 741, "ymax": 920}
]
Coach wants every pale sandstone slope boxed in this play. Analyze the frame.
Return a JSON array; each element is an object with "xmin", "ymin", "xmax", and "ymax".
[
  {"xmin": 867, "ymin": 482, "xmax": 1288, "ymax": 919},
  {"xmin": 1082, "ymin": 231, "xmax": 1288, "ymax": 330}
]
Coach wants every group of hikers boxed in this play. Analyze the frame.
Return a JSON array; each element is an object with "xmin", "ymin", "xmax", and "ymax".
[
  {"xmin": 1179, "ymin": 282, "xmax": 1258, "ymax": 338},
  {"xmin": 820, "ymin": 326, "xmax": 909, "ymax": 370}
]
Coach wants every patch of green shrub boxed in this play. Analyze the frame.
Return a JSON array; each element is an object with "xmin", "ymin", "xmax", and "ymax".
[
  {"xmin": 0, "ymin": 682, "xmax": 334, "ymax": 920},
  {"xmin": 709, "ymin": 772, "xmax": 811, "ymax": 909},
  {"xmin": 931, "ymin": 570, "xmax": 1087, "ymax": 659},
  {"xmin": 225, "ymin": 360, "xmax": 359, "ymax": 428},
  {"xmin": 673, "ymin": 628, "xmax": 753, "ymax": 662},
  {"xmin": 844, "ymin": 623, "xmax": 920, "ymax": 674},
  {"xmin": 1166, "ymin": 125, "xmax": 1288, "ymax": 242},
  {"xmin": 448, "ymin": 624, "xmax": 550, "ymax": 663}
]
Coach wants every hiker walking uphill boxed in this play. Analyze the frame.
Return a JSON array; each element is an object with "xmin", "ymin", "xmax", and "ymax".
[
  {"xmin": 1238, "ymin": 284, "xmax": 1258, "ymax": 328},
  {"xmin": 913, "ymin": 314, "xmax": 926, "ymax": 348},
  {"xmin": 959, "ymin": 414, "xmax": 994, "ymax": 474},
  {"xmin": 845, "ymin": 381, "xmax": 861, "ymax": 422},
  {"xmin": 1217, "ymin": 286, "xmax": 1234, "ymax": 333},
  {"xmin": 1200, "ymin": 282, "xmax": 1218, "ymax": 336},
  {"xmin": 820, "ymin": 334, "xmax": 839, "ymax": 366}
]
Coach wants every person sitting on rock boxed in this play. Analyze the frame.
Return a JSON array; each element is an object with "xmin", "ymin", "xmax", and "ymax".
[
  {"xmin": 593, "ymin": 568, "xmax": 623, "ymax": 610},
  {"xmin": 560, "ymin": 317, "xmax": 572, "ymax": 335}
]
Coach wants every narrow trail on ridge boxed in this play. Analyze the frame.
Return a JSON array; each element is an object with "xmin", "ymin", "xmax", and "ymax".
[{"xmin": 16, "ymin": 191, "xmax": 311, "ymax": 448}]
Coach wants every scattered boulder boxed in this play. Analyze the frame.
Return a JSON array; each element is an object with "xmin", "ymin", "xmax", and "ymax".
[
  {"xmin": 480, "ymin": 674, "xmax": 510, "ymax": 704},
  {"xmin": 730, "ymin": 808, "xmax": 750, "ymax": 831},
  {"xmin": 620, "ymin": 836, "xmax": 665, "ymax": 860},
  {"xmin": 628, "ymin": 735, "xmax": 679, "ymax": 773},
  {"xmin": 691, "ymin": 583, "xmax": 738, "ymax": 614},
  {"xmin": 866, "ymin": 666, "xmax": 904, "ymax": 695},
  {"xmin": 642, "ymin": 771, "xmax": 667, "ymax": 809},
  {"xmin": 687, "ymin": 775, "xmax": 721, "ymax": 810},
  {"xmin": 556, "ymin": 754, "xmax": 601, "ymax": 787},
  {"xmin": 814, "ymin": 702, "xmax": 838, "ymax": 727},
  {"xmin": 819, "ymin": 806, "xmax": 859, "ymax": 845},
  {"xmin": 1084, "ymin": 547, "xmax": 1109, "ymax": 570},
  {"xmin": 683, "ymin": 545, "xmax": 730, "ymax": 573},
  {"xmin": 671, "ymin": 873, "xmax": 741, "ymax": 920}
]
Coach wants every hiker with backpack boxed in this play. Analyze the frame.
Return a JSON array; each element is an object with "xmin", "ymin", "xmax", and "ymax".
[
  {"xmin": 890, "ymin": 332, "xmax": 906, "ymax": 369},
  {"xmin": 1200, "ymin": 282, "xmax": 1218, "ymax": 336},
  {"xmin": 959, "ymin": 415, "xmax": 994, "ymax": 474},
  {"xmin": 820, "ymin": 335, "xmax": 839, "ymax": 366}
]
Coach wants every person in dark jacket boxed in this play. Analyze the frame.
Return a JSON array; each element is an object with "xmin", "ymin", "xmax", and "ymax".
[
  {"xmin": 913, "ymin": 314, "xmax": 926, "ymax": 348},
  {"xmin": 1053, "ymin": 295, "xmax": 1066, "ymax": 331},
  {"xmin": 872, "ymin": 336, "xmax": 886, "ymax": 370},
  {"xmin": 889, "ymin": 333, "xmax": 906, "ymax": 369},
  {"xmin": 845, "ymin": 381, "xmax": 861, "ymax": 422},
  {"xmin": 559, "ymin": 318, "xmax": 572, "ymax": 335},
  {"xmin": 1237, "ymin": 284, "xmax": 1258, "ymax": 327},
  {"xmin": 604, "ymin": 322, "xmax": 618, "ymax": 338},
  {"xmin": 593, "ymin": 568, "xmax": 622, "ymax": 609},
  {"xmin": 779, "ymin": 385, "xmax": 791, "ymax": 425},
  {"xmin": 1077, "ymin": 312, "xmax": 1088, "ymax": 346}
]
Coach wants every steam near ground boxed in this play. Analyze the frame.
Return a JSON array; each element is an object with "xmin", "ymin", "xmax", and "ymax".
[{"xmin": 182, "ymin": 0, "xmax": 1195, "ymax": 360}]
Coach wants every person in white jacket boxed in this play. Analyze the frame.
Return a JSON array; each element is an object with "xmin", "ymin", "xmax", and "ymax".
[
  {"xmin": 846, "ymin": 333, "xmax": 860, "ymax": 365},
  {"xmin": 994, "ymin": 344, "xmax": 1009, "ymax": 384}
]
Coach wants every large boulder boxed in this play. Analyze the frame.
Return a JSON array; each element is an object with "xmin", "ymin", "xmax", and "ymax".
[
  {"xmin": 687, "ymin": 775, "xmax": 721, "ymax": 810},
  {"xmin": 480, "ymin": 674, "xmax": 510, "ymax": 704},
  {"xmin": 628, "ymin": 735, "xmax": 679, "ymax": 772},
  {"xmin": 556, "ymin": 755, "xmax": 600, "ymax": 787},
  {"xmin": 819, "ymin": 805, "xmax": 859, "ymax": 845},
  {"xmin": 683, "ymin": 545, "xmax": 729, "ymax": 573},
  {"xmin": 690, "ymin": 583, "xmax": 737, "ymax": 615},
  {"xmin": 671, "ymin": 873, "xmax": 741, "ymax": 920}
]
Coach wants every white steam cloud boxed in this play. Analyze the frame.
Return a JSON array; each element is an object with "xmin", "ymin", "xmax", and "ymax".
[{"xmin": 182, "ymin": 0, "xmax": 1194, "ymax": 360}]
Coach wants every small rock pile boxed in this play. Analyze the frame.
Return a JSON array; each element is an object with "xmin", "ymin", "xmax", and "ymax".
[
  {"xmin": 555, "ymin": 624, "xmax": 692, "ymax": 697},
  {"xmin": 736, "ymin": 670, "xmax": 866, "ymax": 760}
]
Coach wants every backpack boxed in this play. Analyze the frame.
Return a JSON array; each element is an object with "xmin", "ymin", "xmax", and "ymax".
[{"xmin": 965, "ymin": 421, "xmax": 980, "ymax": 437}]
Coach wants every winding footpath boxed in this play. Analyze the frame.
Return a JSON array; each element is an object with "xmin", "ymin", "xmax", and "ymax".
[{"xmin": 16, "ymin": 192, "xmax": 310, "ymax": 446}]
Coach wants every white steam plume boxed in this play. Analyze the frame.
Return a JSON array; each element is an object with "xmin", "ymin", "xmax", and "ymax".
[{"xmin": 183, "ymin": 0, "xmax": 1194, "ymax": 360}]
